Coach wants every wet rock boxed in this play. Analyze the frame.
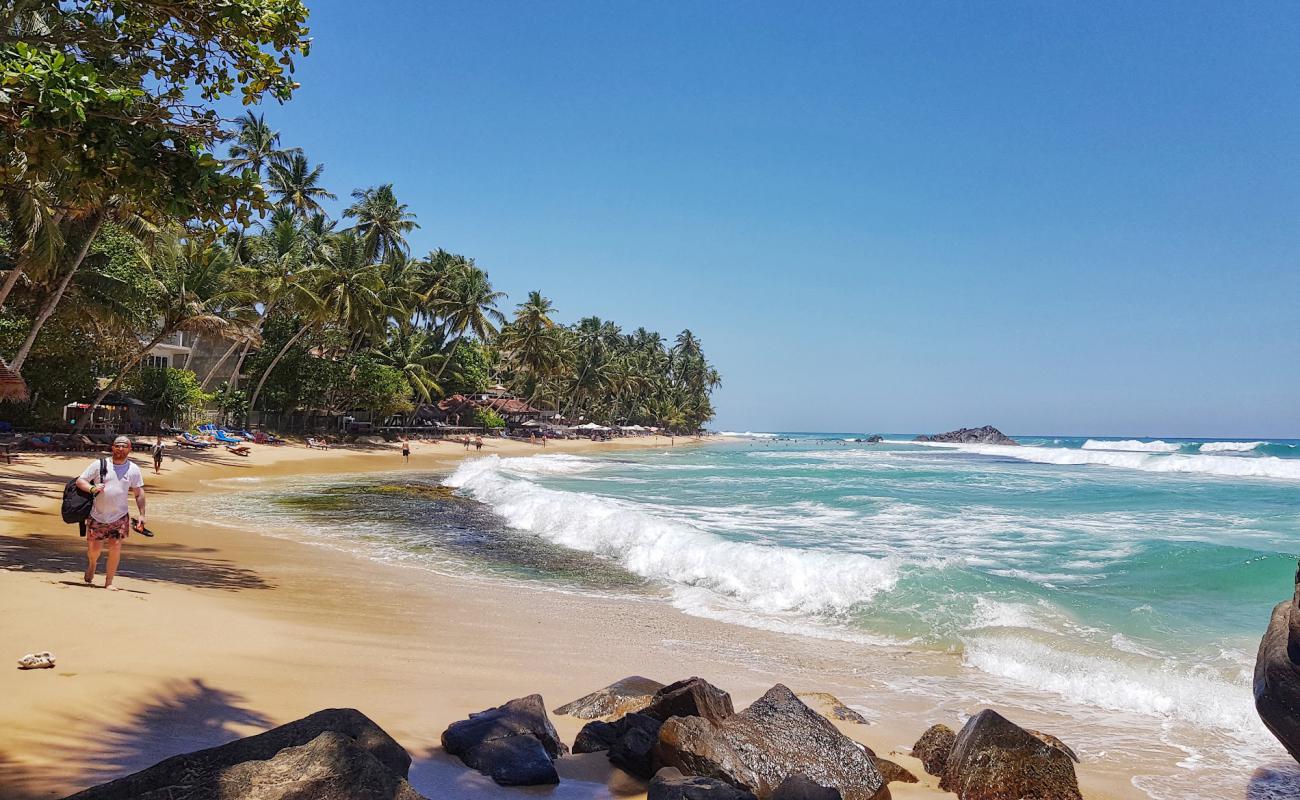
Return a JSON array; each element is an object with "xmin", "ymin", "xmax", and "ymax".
[
  {"xmin": 863, "ymin": 747, "xmax": 918, "ymax": 786},
  {"xmin": 655, "ymin": 684, "xmax": 887, "ymax": 800},
  {"xmin": 64, "ymin": 708, "xmax": 413, "ymax": 799},
  {"xmin": 556, "ymin": 675, "xmax": 666, "ymax": 719},
  {"xmin": 441, "ymin": 694, "xmax": 567, "ymax": 785},
  {"xmin": 911, "ymin": 724, "xmax": 956, "ymax": 776},
  {"xmin": 796, "ymin": 692, "xmax": 870, "ymax": 725},
  {"xmin": 457, "ymin": 734, "xmax": 559, "ymax": 786},
  {"xmin": 865, "ymin": 435, "xmax": 884, "ymax": 444},
  {"xmin": 771, "ymin": 774, "xmax": 843, "ymax": 800},
  {"xmin": 650, "ymin": 766, "xmax": 759, "ymax": 800},
  {"xmin": 573, "ymin": 719, "xmax": 620, "ymax": 753},
  {"xmin": 609, "ymin": 712, "xmax": 666, "ymax": 779},
  {"xmin": 940, "ymin": 709, "xmax": 1081, "ymax": 800},
  {"xmin": 642, "ymin": 677, "xmax": 735, "ymax": 724},
  {"xmin": 1255, "ymin": 565, "xmax": 1300, "ymax": 764},
  {"xmin": 914, "ymin": 426, "xmax": 1017, "ymax": 446}
]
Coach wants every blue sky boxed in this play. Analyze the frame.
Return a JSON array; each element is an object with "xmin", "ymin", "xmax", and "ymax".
[{"xmin": 234, "ymin": 1, "xmax": 1299, "ymax": 436}]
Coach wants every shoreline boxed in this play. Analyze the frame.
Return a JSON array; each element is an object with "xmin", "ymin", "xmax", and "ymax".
[{"xmin": 0, "ymin": 435, "xmax": 1184, "ymax": 799}]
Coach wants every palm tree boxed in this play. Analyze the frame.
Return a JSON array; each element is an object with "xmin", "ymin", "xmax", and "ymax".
[
  {"xmin": 224, "ymin": 112, "xmax": 301, "ymax": 177},
  {"xmin": 343, "ymin": 184, "xmax": 419, "ymax": 261},
  {"xmin": 497, "ymin": 291, "xmax": 563, "ymax": 404},
  {"xmin": 266, "ymin": 154, "xmax": 337, "ymax": 218},
  {"xmin": 375, "ymin": 329, "xmax": 443, "ymax": 420},
  {"xmin": 74, "ymin": 233, "xmax": 248, "ymax": 432},
  {"xmin": 432, "ymin": 261, "xmax": 505, "ymax": 380}
]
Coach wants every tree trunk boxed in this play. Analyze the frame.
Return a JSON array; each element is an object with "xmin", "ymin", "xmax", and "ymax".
[
  {"xmin": 9, "ymin": 213, "xmax": 105, "ymax": 372},
  {"xmin": 199, "ymin": 338, "xmax": 243, "ymax": 390},
  {"xmin": 248, "ymin": 325, "xmax": 310, "ymax": 412},
  {"xmin": 0, "ymin": 264, "xmax": 25, "ymax": 311},
  {"xmin": 182, "ymin": 335, "xmax": 200, "ymax": 370},
  {"xmin": 433, "ymin": 337, "xmax": 460, "ymax": 381},
  {"xmin": 74, "ymin": 330, "xmax": 170, "ymax": 433}
]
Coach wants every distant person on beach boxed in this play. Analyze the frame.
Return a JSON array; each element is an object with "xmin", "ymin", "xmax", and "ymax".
[
  {"xmin": 150, "ymin": 435, "xmax": 164, "ymax": 475},
  {"xmin": 463, "ymin": 437, "xmax": 470, "ymax": 450},
  {"xmin": 401, "ymin": 436, "xmax": 410, "ymax": 463},
  {"xmin": 474, "ymin": 436, "xmax": 483, "ymax": 451},
  {"xmin": 75, "ymin": 435, "xmax": 146, "ymax": 590}
]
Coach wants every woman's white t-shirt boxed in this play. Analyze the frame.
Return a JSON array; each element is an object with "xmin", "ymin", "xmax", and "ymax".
[{"xmin": 80, "ymin": 459, "xmax": 144, "ymax": 523}]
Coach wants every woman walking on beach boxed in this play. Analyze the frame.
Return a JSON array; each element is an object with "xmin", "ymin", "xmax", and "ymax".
[
  {"xmin": 151, "ymin": 435, "xmax": 164, "ymax": 475},
  {"xmin": 75, "ymin": 436, "xmax": 147, "ymax": 591}
]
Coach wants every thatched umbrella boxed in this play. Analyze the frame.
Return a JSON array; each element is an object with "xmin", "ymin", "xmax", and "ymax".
[{"xmin": 0, "ymin": 358, "xmax": 28, "ymax": 402}]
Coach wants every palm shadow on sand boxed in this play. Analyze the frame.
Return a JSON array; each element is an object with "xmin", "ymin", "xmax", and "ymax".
[
  {"xmin": 0, "ymin": 679, "xmax": 273, "ymax": 798},
  {"xmin": 0, "ymin": 533, "xmax": 273, "ymax": 591}
]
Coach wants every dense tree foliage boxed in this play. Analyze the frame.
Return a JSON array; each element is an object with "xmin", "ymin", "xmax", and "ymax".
[{"xmin": 0, "ymin": 2, "xmax": 720, "ymax": 433}]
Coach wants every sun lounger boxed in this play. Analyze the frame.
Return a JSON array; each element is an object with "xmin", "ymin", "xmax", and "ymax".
[
  {"xmin": 225, "ymin": 443, "xmax": 251, "ymax": 456},
  {"xmin": 177, "ymin": 433, "xmax": 213, "ymax": 449},
  {"xmin": 305, "ymin": 437, "xmax": 330, "ymax": 450},
  {"xmin": 213, "ymin": 430, "xmax": 242, "ymax": 444}
]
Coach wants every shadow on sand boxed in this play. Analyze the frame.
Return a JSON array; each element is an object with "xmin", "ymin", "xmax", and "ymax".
[
  {"xmin": 0, "ymin": 679, "xmax": 273, "ymax": 798},
  {"xmin": 0, "ymin": 533, "xmax": 273, "ymax": 591}
]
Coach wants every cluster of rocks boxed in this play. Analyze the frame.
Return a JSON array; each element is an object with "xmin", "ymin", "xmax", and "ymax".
[
  {"xmin": 61, "ymin": 677, "xmax": 1084, "ymax": 800},
  {"xmin": 914, "ymin": 426, "xmax": 1018, "ymax": 446}
]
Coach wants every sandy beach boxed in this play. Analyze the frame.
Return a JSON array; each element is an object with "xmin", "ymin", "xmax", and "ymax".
[{"xmin": 0, "ymin": 436, "xmax": 1132, "ymax": 800}]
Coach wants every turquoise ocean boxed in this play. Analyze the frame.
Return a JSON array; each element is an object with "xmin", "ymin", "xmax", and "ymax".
[{"xmin": 202, "ymin": 433, "xmax": 1300, "ymax": 798}]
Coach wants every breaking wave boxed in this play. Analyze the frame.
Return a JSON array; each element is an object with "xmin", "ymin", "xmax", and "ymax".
[
  {"xmin": 444, "ymin": 456, "xmax": 902, "ymax": 619},
  {"xmin": 1198, "ymin": 441, "xmax": 1265, "ymax": 453},
  {"xmin": 940, "ymin": 443, "xmax": 1300, "ymax": 481},
  {"xmin": 1082, "ymin": 439, "xmax": 1180, "ymax": 453}
]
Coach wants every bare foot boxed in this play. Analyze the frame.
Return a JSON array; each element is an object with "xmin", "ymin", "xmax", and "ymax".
[
  {"xmin": 105, "ymin": 585, "xmax": 121, "ymax": 591},
  {"xmin": 83, "ymin": 571, "xmax": 93, "ymax": 584}
]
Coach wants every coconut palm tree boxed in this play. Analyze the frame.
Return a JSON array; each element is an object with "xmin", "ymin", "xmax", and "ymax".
[
  {"xmin": 432, "ymin": 261, "xmax": 505, "ymax": 380},
  {"xmin": 343, "ymin": 184, "xmax": 419, "ymax": 261},
  {"xmin": 224, "ymin": 112, "xmax": 301, "ymax": 177},
  {"xmin": 266, "ymin": 154, "xmax": 337, "ymax": 218}
]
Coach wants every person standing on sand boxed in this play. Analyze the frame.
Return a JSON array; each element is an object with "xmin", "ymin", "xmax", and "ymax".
[
  {"xmin": 150, "ymin": 435, "xmax": 164, "ymax": 475},
  {"xmin": 474, "ymin": 436, "xmax": 483, "ymax": 451},
  {"xmin": 75, "ymin": 435, "xmax": 146, "ymax": 591},
  {"xmin": 401, "ymin": 436, "xmax": 410, "ymax": 463}
]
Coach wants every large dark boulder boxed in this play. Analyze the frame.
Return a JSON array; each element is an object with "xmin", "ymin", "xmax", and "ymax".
[
  {"xmin": 573, "ymin": 719, "xmax": 621, "ymax": 753},
  {"xmin": 940, "ymin": 709, "xmax": 1080, "ymax": 800},
  {"xmin": 64, "ymin": 709, "xmax": 413, "ymax": 799},
  {"xmin": 1255, "ymin": 565, "xmax": 1300, "ymax": 763},
  {"xmin": 608, "ymin": 712, "xmax": 666, "ymax": 779},
  {"xmin": 911, "ymin": 724, "xmax": 956, "ymax": 777},
  {"xmin": 642, "ymin": 677, "xmax": 735, "ymax": 724},
  {"xmin": 914, "ymin": 426, "xmax": 1017, "ymax": 446},
  {"xmin": 655, "ymin": 684, "xmax": 887, "ymax": 800},
  {"xmin": 441, "ymin": 694, "xmax": 567, "ymax": 786},
  {"xmin": 650, "ymin": 767, "xmax": 759, "ymax": 800},
  {"xmin": 193, "ymin": 732, "xmax": 425, "ymax": 800},
  {"xmin": 771, "ymin": 774, "xmax": 842, "ymax": 800},
  {"xmin": 457, "ymin": 735, "xmax": 559, "ymax": 786},
  {"xmin": 556, "ymin": 675, "xmax": 666, "ymax": 719}
]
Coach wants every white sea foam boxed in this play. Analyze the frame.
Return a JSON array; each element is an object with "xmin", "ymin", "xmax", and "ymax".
[
  {"xmin": 1198, "ymin": 441, "xmax": 1266, "ymax": 452},
  {"xmin": 1082, "ymin": 439, "xmax": 1181, "ymax": 453},
  {"xmin": 720, "ymin": 430, "xmax": 779, "ymax": 439},
  {"xmin": 962, "ymin": 635, "xmax": 1268, "ymax": 738},
  {"xmin": 445, "ymin": 456, "xmax": 902, "ymax": 617},
  {"xmin": 932, "ymin": 442, "xmax": 1300, "ymax": 481}
]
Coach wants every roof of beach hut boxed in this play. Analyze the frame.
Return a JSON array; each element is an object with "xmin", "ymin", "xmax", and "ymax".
[{"xmin": 0, "ymin": 358, "xmax": 28, "ymax": 402}]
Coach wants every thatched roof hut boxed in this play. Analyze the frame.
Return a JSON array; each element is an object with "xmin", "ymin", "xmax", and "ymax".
[{"xmin": 0, "ymin": 358, "xmax": 28, "ymax": 402}]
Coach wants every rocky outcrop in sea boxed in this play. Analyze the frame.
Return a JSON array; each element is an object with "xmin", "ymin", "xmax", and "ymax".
[{"xmin": 914, "ymin": 426, "xmax": 1017, "ymax": 445}]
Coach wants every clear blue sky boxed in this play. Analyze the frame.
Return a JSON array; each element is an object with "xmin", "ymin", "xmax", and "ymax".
[{"xmin": 234, "ymin": 1, "xmax": 1300, "ymax": 437}]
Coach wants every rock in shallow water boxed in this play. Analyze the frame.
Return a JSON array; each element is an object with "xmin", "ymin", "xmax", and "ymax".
[
  {"xmin": 64, "ymin": 708, "xmax": 414, "ymax": 799},
  {"xmin": 441, "ymin": 694, "xmax": 567, "ymax": 786},
  {"xmin": 650, "ymin": 767, "xmax": 759, "ymax": 800},
  {"xmin": 939, "ymin": 709, "xmax": 1080, "ymax": 800},
  {"xmin": 1255, "ymin": 565, "xmax": 1300, "ymax": 764},
  {"xmin": 555, "ymin": 675, "xmax": 666, "ymax": 719},
  {"xmin": 655, "ymin": 684, "xmax": 887, "ymax": 800}
]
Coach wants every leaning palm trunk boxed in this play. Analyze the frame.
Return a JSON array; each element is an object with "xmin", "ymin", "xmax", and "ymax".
[
  {"xmin": 199, "ymin": 338, "xmax": 243, "ymax": 390},
  {"xmin": 73, "ymin": 330, "xmax": 171, "ymax": 433},
  {"xmin": 433, "ymin": 338, "xmax": 460, "ymax": 381},
  {"xmin": 9, "ymin": 213, "xmax": 105, "ymax": 372},
  {"xmin": 248, "ymin": 326, "xmax": 311, "ymax": 414}
]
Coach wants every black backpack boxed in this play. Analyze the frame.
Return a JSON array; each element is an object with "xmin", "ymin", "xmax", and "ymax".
[{"xmin": 62, "ymin": 458, "xmax": 106, "ymax": 537}]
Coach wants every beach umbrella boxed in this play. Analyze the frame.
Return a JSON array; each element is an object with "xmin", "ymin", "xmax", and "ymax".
[{"xmin": 0, "ymin": 358, "xmax": 28, "ymax": 402}]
